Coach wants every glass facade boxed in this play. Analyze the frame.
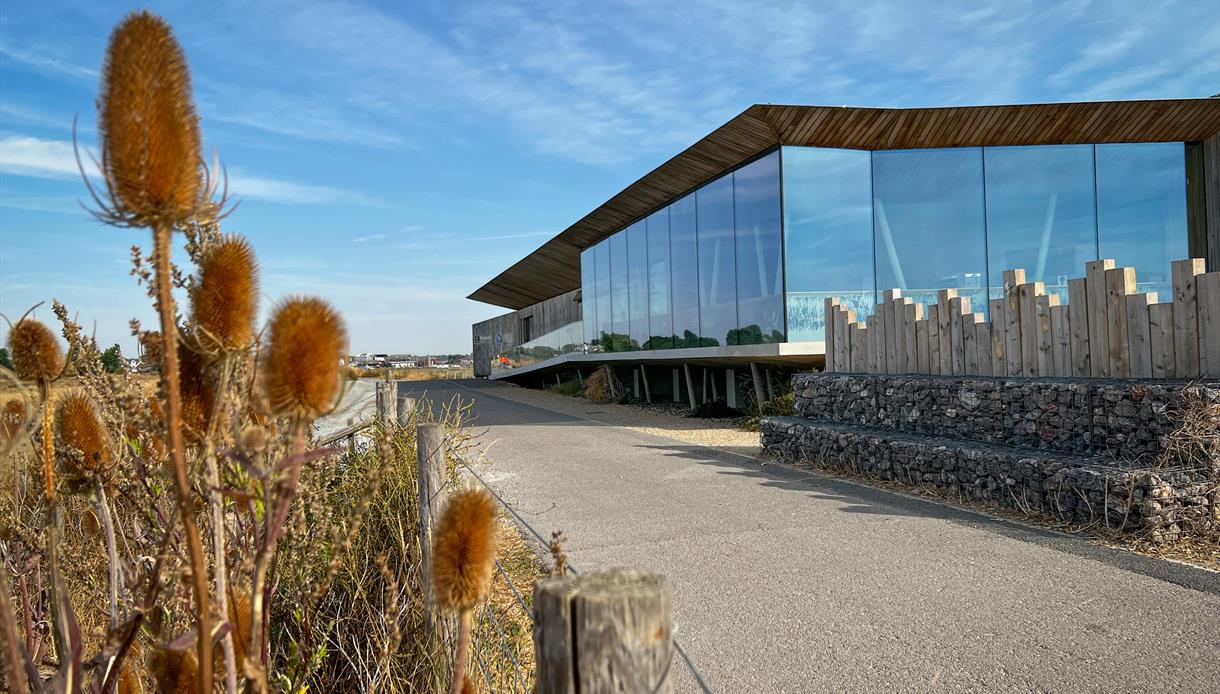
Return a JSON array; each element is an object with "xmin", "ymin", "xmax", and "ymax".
[
  {"xmin": 580, "ymin": 247, "xmax": 596, "ymax": 344},
  {"xmin": 627, "ymin": 222, "xmax": 649, "ymax": 350},
  {"xmin": 697, "ymin": 175, "xmax": 738, "ymax": 346},
  {"xmin": 780, "ymin": 142, "xmax": 1188, "ymax": 341},
  {"xmin": 782, "ymin": 147, "xmax": 874, "ymax": 341},
  {"xmin": 646, "ymin": 209, "xmax": 672, "ymax": 349},
  {"xmin": 984, "ymin": 145, "xmax": 1097, "ymax": 301},
  {"xmin": 669, "ymin": 195, "xmax": 702, "ymax": 348},
  {"xmin": 594, "ymin": 240, "xmax": 611, "ymax": 348},
  {"xmin": 873, "ymin": 148, "xmax": 988, "ymax": 310},
  {"xmin": 578, "ymin": 142, "xmax": 1190, "ymax": 352},
  {"xmin": 608, "ymin": 232, "xmax": 629, "ymax": 351},
  {"xmin": 733, "ymin": 152, "xmax": 784, "ymax": 344},
  {"xmin": 1097, "ymin": 142, "xmax": 1187, "ymax": 297}
]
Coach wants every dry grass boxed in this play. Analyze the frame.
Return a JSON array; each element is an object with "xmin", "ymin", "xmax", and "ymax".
[
  {"xmin": 351, "ymin": 367, "xmax": 474, "ymax": 381},
  {"xmin": 584, "ymin": 365, "xmax": 623, "ymax": 404}
]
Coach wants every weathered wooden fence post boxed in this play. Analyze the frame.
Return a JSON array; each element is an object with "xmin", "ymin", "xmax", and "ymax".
[
  {"xmin": 375, "ymin": 381, "xmax": 395, "ymax": 426},
  {"xmin": 396, "ymin": 391, "xmax": 414, "ymax": 428},
  {"xmin": 416, "ymin": 422, "xmax": 448, "ymax": 594},
  {"xmin": 534, "ymin": 568, "xmax": 674, "ymax": 694}
]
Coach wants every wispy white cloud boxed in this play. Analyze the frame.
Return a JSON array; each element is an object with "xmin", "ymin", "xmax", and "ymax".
[
  {"xmin": 352, "ymin": 233, "xmax": 388, "ymax": 243},
  {"xmin": 0, "ymin": 134, "xmax": 96, "ymax": 179},
  {"xmin": 0, "ymin": 134, "xmax": 380, "ymax": 206},
  {"xmin": 465, "ymin": 231, "xmax": 552, "ymax": 241},
  {"xmin": 225, "ymin": 167, "xmax": 383, "ymax": 206},
  {"xmin": 0, "ymin": 45, "xmax": 97, "ymax": 80}
]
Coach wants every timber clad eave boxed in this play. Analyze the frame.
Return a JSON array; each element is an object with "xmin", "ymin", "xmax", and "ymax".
[{"xmin": 469, "ymin": 97, "xmax": 1220, "ymax": 310}]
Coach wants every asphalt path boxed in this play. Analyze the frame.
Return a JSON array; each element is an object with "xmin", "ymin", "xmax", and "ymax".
[{"xmin": 399, "ymin": 379, "xmax": 1220, "ymax": 694}]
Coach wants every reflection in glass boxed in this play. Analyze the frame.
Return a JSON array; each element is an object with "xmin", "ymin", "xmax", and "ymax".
[
  {"xmin": 697, "ymin": 176, "xmax": 737, "ymax": 346},
  {"xmin": 646, "ymin": 209, "xmax": 673, "ymax": 349},
  {"xmin": 985, "ymin": 145, "xmax": 1096, "ymax": 303},
  {"xmin": 733, "ymin": 152, "xmax": 784, "ymax": 344},
  {"xmin": 609, "ymin": 232, "xmax": 630, "ymax": 351},
  {"xmin": 669, "ymin": 195, "xmax": 703, "ymax": 348},
  {"xmin": 782, "ymin": 147, "xmax": 875, "ymax": 341},
  {"xmin": 580, "ymin": 247, "xmax": 596, "ymax": 345},
  {"xmin": 1097, "ymin": 143, "xmax": 1187, "ymax": 297},
  {"xmin": 594, "ymin": 240, "xmax": 611, "ymax": 350},
  {"xmin": 873, "ymin": 148, "xmax": 987, "ymax": 310},
  {"xmin": 627, "ymin": 222, "xmax": 648, "ymax": 350}
]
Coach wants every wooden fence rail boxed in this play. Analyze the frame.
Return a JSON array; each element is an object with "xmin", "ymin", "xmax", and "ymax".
[{"xmin": 825, "ymin": 258, "xmax": 1220, "ymax": 379}]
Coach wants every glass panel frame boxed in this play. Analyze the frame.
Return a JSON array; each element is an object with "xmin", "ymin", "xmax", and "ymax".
[
  {"xmin": 696, "ymin": 175, "xmax": 738, "ymax": 346},
  {"xmin": 645, "ymin": 208, "xmax": 673, "ymax": 349}
]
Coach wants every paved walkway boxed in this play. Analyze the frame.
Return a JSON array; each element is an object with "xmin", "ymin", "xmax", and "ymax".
[{"xmin": 400, "ymin": 379, "xmax": 1220, "ymax": 693}]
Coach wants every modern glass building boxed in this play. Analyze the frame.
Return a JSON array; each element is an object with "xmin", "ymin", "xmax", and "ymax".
[{"xmin": 471, "ymin": 99, "xmax": 1220, "ymax": 382}]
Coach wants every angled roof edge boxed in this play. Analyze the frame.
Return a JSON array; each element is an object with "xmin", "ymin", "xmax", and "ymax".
[{"xmin": 470, "ymin": 97, "xmax": 1220, "ymax": 309}]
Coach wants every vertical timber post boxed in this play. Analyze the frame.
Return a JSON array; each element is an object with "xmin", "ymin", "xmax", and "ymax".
[
  {"xmin": 396, "ymin": 392, "xmax": 415, "ymax": 428},
  {"xmin": 416, "ymin": 423, "xmax": 447, "ymax": 602},
  {"xmin": 640, "ymin": 364, "xmax": 652, "ymax": 404},
  {"xmin": 534, "ymin": 568, "xmax": 674, "ymax": 694}
]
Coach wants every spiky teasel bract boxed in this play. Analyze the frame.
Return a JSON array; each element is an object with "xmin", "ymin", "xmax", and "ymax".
[
  {"xmin": 431, "ymin": 488, "xmax": 498, "ymax": 612},
  {"xmin": 190, "ymin": 234, "xmax": 259, "ymax": 352},
  {"xmin": 8, "ymin": 319, "xmax": 65, "ymax": 383},
  {"xmin": 56, "ymin": 393, "xmax": 111, "ymax": 473},
  {"xmin": 262, "ymin": 296, "xmax": 346, "ymax": 421},
  {"xmin": 97, "ymin": 11, "xmax": 202, "ymax": 227}
]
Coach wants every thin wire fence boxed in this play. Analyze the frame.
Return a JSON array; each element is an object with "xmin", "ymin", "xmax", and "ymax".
[{"xmin": 454, "ymin": 449, "xmax": 716, "ymax": 694}]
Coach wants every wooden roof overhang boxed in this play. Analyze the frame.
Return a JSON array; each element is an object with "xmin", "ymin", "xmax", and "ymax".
[{"xmin": 469, "ymin": 98, "xmax": 1220, "ymax": 309}]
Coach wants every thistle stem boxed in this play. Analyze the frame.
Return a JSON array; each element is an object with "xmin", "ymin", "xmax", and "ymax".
[
  {"xmin": 96, "ymin": 482, "xmax": 120, "ymax": 631},
  {"xmin": 451, "ymin": 608, "xmax": 472, "ymax": 694},
  {"xmin": 205, "ymin": 356, "xmax": 238, "ymax": 694},
  {"xmin": 153, "ymin": 220, "xmax": 213, "ymax": 693},
  {"xmin": 248, "ymin": 419, "xmax": 307, "ymax": 690}
]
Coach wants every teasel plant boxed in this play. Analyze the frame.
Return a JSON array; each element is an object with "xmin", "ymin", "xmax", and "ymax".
[
  {"xmin": 245, "ymin": 296, "xmax": 346, "ymax": 686},
  {"xmin": 72, "ymin": 10, "xmax": 222, "ymax": 691},
  {"xmin": 180, "ymin": 232, "xmax": 259, "ymax": 694},
  {"xmin": 6, "ymin": 312, "xmax": 88, "ymax": 687},
  {"xmin": 430, "ymin": 488, "xmax": 499, "ymax": 694}
]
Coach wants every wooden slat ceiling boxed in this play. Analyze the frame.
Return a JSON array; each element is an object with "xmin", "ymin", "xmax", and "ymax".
[{"xmin": 469, "ymin": 98, "xmax": 1220, "ymax": 309}]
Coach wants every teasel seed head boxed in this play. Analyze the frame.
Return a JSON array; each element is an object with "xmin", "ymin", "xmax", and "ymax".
[
  {"xmin": 2, "ymin": 399, "xmax": 27, "ymax": 442},
  {"xmin": 57, "ymin": 393, "xmax": 111, "ymax": 472},
  {"xmin": 8, "ymin": 319, "xmax": 65, "ymax": 383},
  {"xmin": 98, "ymin": 10, "xmax": 203, "ymax": 226},
  {"xmin": 262, "ymin": 296, "xmax": 346, "ymax": 421},
  {"xmin": 228, "ymin": 587, "xmax": 252, "ymax": 671},
  {"xmin": 430, "ymin": 488, "xmax": 498, "ymax": 613},
  {"xmin": 190, "ymin": 234, "xmax": 259, "ymax": 352},
  {"xmin": 178, "ymin": 343, "xmax": 215, "ymax": 444},
  {"xmin": 151, "ymin": 646, "xmax": 198, "ymax": 694}
]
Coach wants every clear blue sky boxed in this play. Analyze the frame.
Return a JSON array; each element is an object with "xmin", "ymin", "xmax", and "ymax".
[{"xmin": 1, "ymin": 0, "xmax": 1217, "ymax": 355}]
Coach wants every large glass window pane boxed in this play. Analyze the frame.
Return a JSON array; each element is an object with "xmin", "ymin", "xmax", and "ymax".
[
  {"xmin": 873, "ymin": 148, "xmax": 987, "ymax": 310},
  {"xmin": 733, "ymin": 152, "xmax": 784, "ymax": 344},
  {"xmin": 646, "ymin": 209, "xmax": 672, "ymax": 349},
  {"xmin": 594, "ymin": 240, "xmax": 611, "ymax": 350},
  {"xmin": 697, "ymin": 176, "xmax": 737, "ymax": 346},
  {"xmin": 580, "ymin": 247, "xmax": 596, "ymax": 345},
  {"xmin": 609, "ymin": 232, "xmax": 630, "ymax": 351},
  {"xmin": 1097, "ymin": 143, "xmax": 1187, "ymax": 297},
  {"xmin": 626, "ymin": 222, "xmax": 648, "ymax": 350},
  {"xmin": 669, "ymin": 195, "xmax": 702, "ymax": 347},
  {"xmin": 782, "ymin": 147, "xmax": 875, "ymax": 342},
  {"xmin": 985, "ymin": 145, "xmax": 1097, "ymax": 302}
]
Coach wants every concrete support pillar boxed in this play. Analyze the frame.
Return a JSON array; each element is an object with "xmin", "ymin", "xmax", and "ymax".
[
  {"xmin": 672, "ymin": 368, "xmax": 682, "ymax": 402},
  {"xmin": 683, "ymin": 363, "xmax": 698, "ymax": 412},
  {"xmin": 749, "ymin": 362, "xmax": 766, "ymax": 407},
  {"xmin": 725, "ymin": 368, "xmax": 744, "ymax": 410}
]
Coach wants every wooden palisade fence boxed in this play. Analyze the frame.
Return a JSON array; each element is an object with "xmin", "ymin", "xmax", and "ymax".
[{"xmin": 824, "ymin": 258, "xmax": 1220, "ymax": 379}]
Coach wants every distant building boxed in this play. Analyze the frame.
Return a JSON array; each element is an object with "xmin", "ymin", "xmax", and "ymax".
[{"xmin": 469, "ymin": 99, "xmax": 1220, "ymax": 387}]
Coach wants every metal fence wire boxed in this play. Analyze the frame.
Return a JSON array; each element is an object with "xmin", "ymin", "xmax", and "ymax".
[{"xmin": 452, "ymin": 450, "xmax": 716, "ymax": 694}]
